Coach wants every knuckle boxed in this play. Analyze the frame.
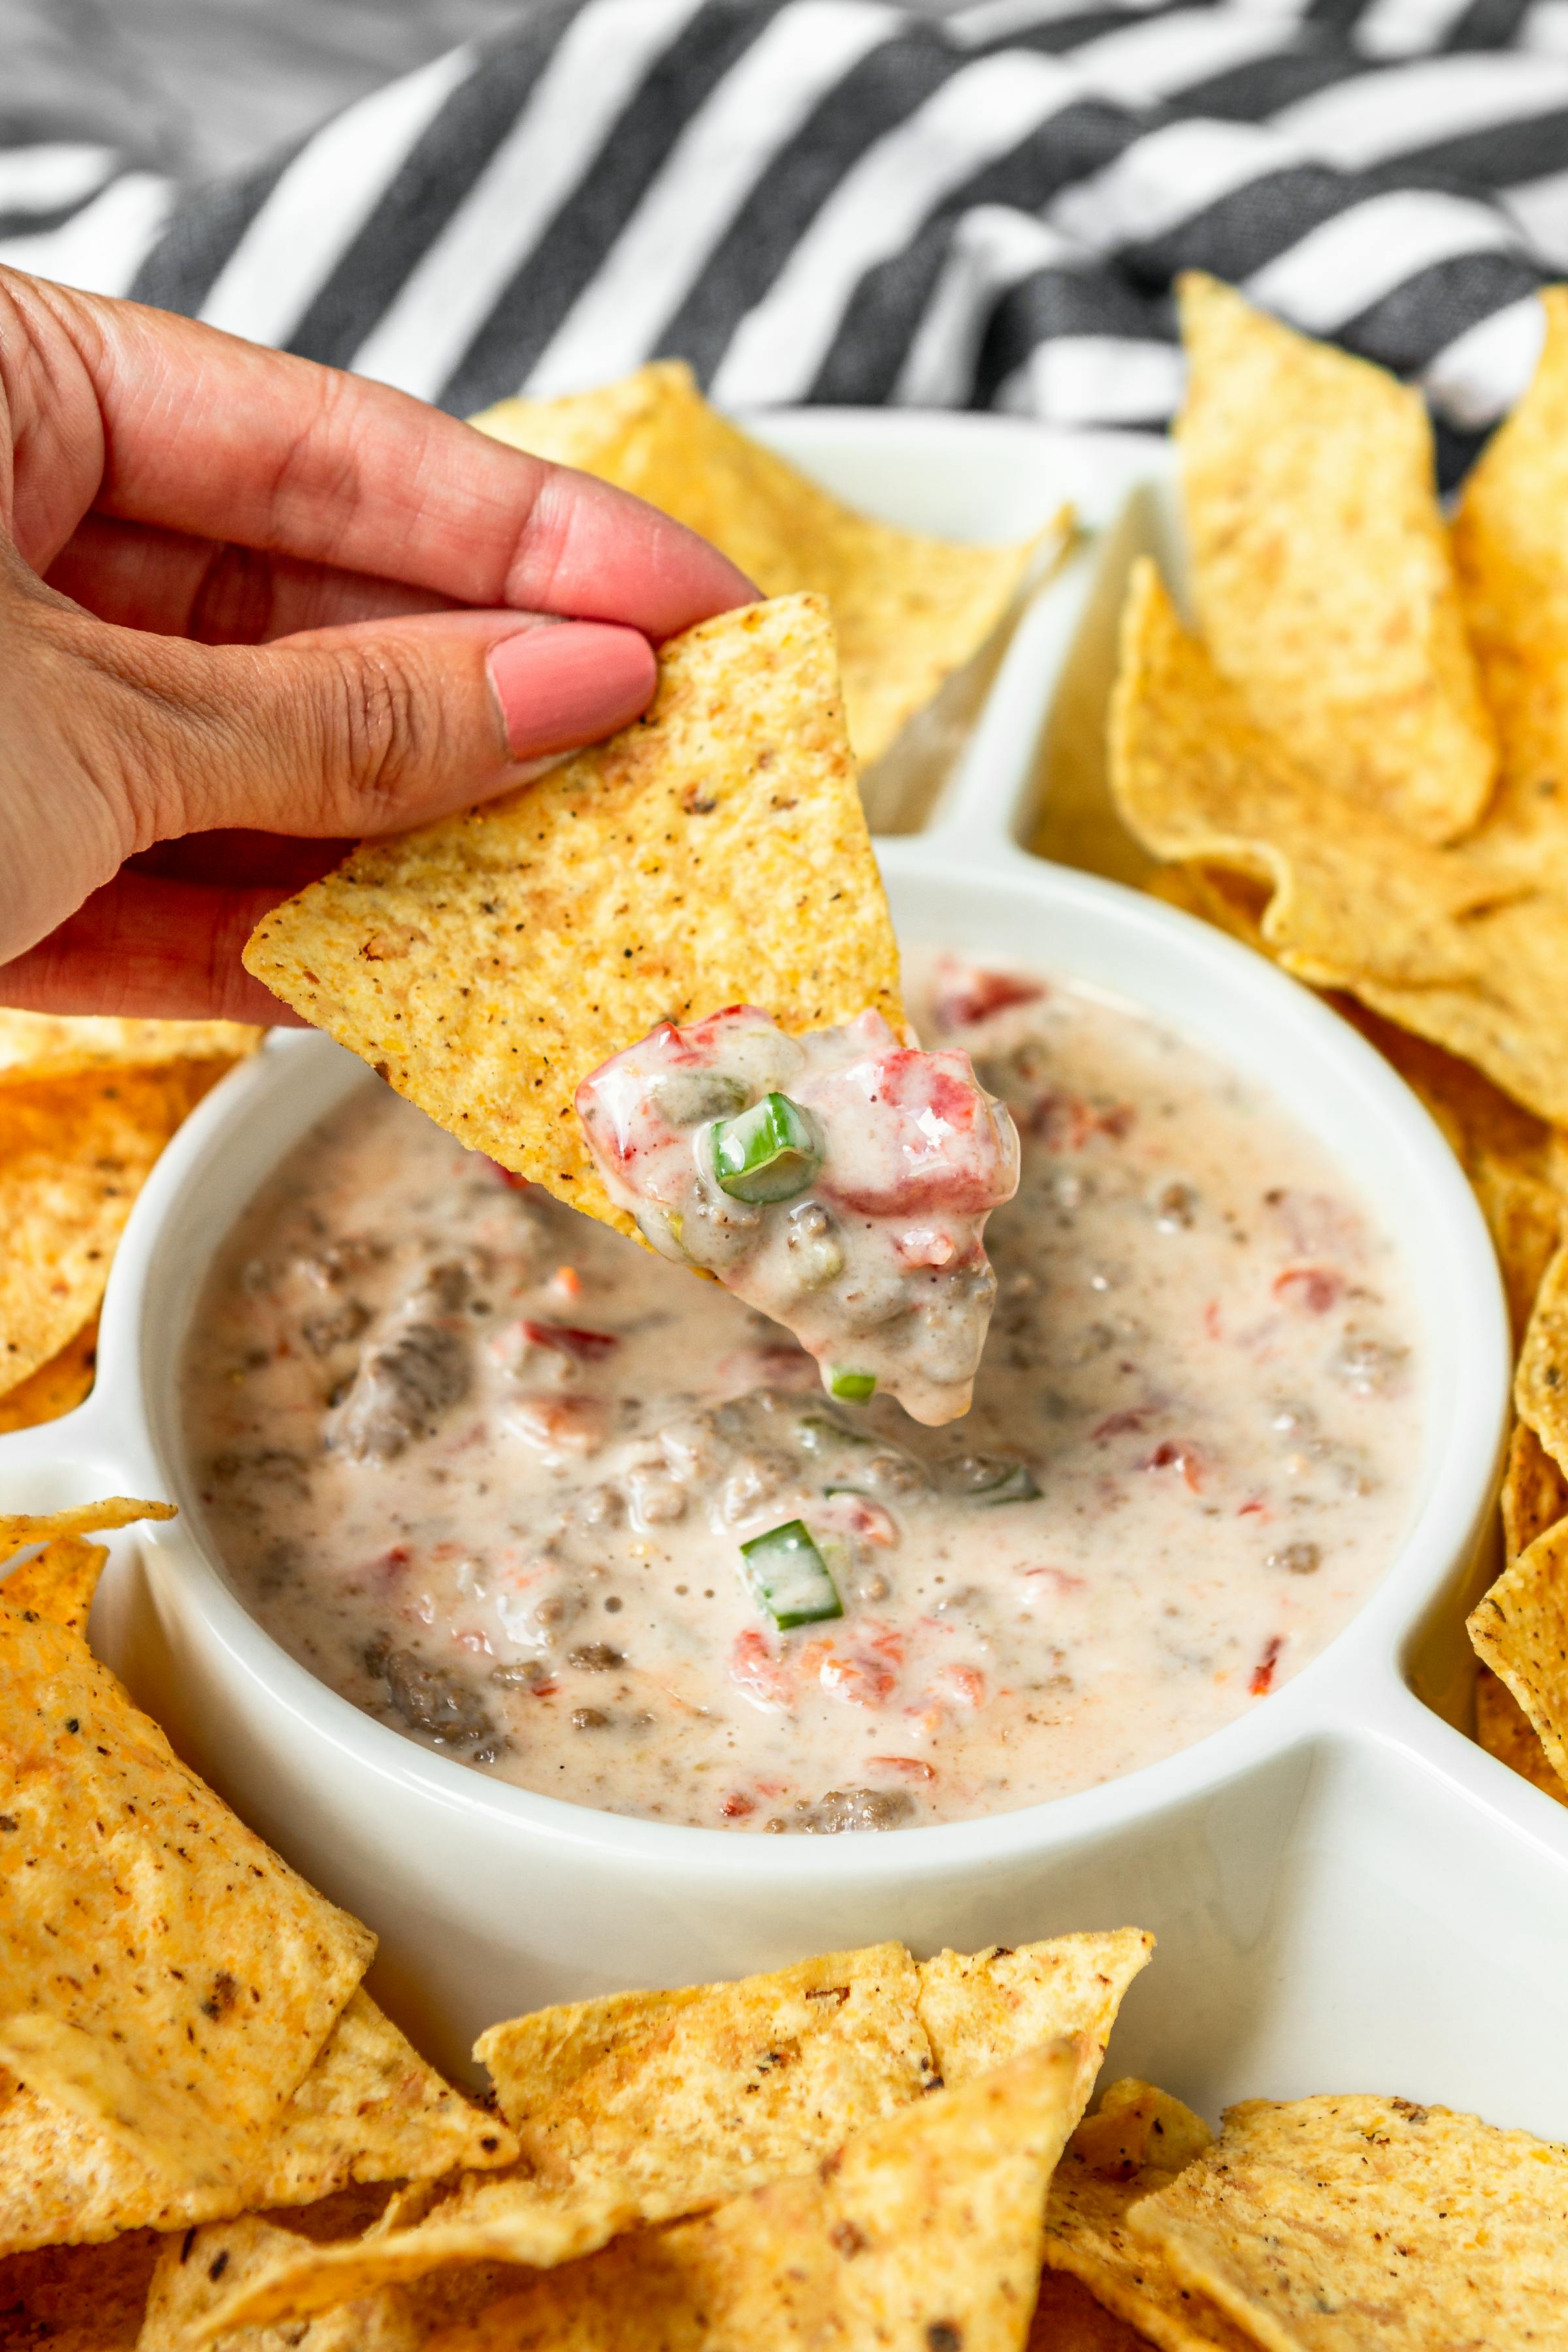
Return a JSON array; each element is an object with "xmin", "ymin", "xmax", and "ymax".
[{"xmin": 323, "ymin": 644, "xmax": 435, "ymax": 826}]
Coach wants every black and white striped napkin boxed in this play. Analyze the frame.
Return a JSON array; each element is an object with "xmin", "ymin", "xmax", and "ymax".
[{"xmin": 4, "ymin": 0, "xmax": 1567, "ymax": 479}]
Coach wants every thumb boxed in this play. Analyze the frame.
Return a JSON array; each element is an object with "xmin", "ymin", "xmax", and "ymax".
[{"xmin": 141, "ymin": 606, "xmax": 658, "ymax": 842}]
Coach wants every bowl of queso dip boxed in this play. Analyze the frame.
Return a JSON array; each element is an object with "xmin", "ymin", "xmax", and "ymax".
[
  {"xmin": 183, "ymin": 960, "xmax": 1425, "ymax": 1837},
  {"xmin": 1, "ymin": 420, "xmax": 1508, "ymax": 2054}
]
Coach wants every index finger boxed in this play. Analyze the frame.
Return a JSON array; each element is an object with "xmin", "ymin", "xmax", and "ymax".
[{"xmin": 12, "ymin": 272, "xmax": 754, "ymax": 638}]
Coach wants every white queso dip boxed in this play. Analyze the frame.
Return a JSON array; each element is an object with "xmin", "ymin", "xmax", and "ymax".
[{"xmin": 183, "ymin": 961, "xmax": 1424, "ymax": 1833}]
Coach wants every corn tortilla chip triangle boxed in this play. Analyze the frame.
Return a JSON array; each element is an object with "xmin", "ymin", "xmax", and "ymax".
[
  {"xmin": 204, "ymin": 1932, "xmax": 1146, "ymax": 2336},
  {"xmin": 1, "ymin": 1496, "xmax": 175, "ymax": 1560},
  {"xmin": 1468, "ymin": 1516, "xmax": 1568, "ymax": 1789},
  {"xmin": 1128, "ymin": 2091, "xmax": 1568, "ymax": 2352},
  {"xmin": 473, "ymin": 363, "xmax": 1054, "ymax": 773},
  {"xmin": 417, "ymin": 2038, "xmax": 1087, "ymax": 2352},
  {"xmin": 1109, "ymin": 561, "xmax": 1568, "ymax": 1126},
  {"xmin": 1175, "ymin": 274, "xmax": 1495, "ymax": 845},
  {"xmin": 0, "ymin": 1062, "xmax": 233, "ymax": 1400},
  {"xmin": 1501, "ymin": 1418, "xmax": 1568, "ymax": 1561},
  {"xmin": 0, "ymin": 1013, "xmax": 259, "ymax": 1089},
  {"xmin": 1514, "ymin": 1237, "xmax": 1568, "ymax": 1473},
  {"xmin": 0, "ymin": 1535, "xmax": 108, "ymax": 1636},
  {"xmin": 0, "ymin": 1316, "xmax": 98, "ymax": 1435},
  {"xmin": 0, "ymin": 1987, "xmax": 515, "ymax": 2260},
  {"xmin": 244, "ymin": 596, "xmax": 903, "ymax": 1240},
  {"xmin": 0, "ymin": 1595, "xmax": 374, "ymax": 2192},
  {"xmin": 1452, "ymin": 286, "xmax": 1568, "ymax": 889},
  {"xmin": 140, "ymin": 2213, "xmax": 423, "ymax": 2352},
  {"xmin": 1030, "ymin": 2268, "xmax": 1171, "ymax": 2352},
  {"xmin": 1475, "ymin": 1665, "xmax": 1568, "ymax": 1806}
]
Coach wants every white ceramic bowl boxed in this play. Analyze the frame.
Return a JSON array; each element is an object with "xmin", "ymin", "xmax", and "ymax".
[{"xmin": 5, "ymin": 417, "xmax": 1565, "ymax": 2131}]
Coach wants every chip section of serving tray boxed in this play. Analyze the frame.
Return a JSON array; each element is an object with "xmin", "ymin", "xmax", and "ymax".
[{"xmin": 2, "ymin": 416, "xmax": 1567, "ymax": 2131}]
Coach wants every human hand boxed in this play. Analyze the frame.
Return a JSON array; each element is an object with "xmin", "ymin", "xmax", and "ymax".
[{"xmin": 0, "ymin": 269, "xmax": 752, "ymax": 1024}]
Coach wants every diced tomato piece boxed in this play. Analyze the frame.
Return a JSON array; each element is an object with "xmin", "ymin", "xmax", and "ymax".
[
  {"xmin": 811, "ymin": 1047, "xmax": 1018, "ymax": 1217},
  {"xmin": 721, "ymin": 1791, "xmax": 756, "ymax": 1819},
  {"xmin": 819, "ymin": 1652, "xmax": 898, "ymax": 1707},
  {"xmin": 1091, "ymin": 1409, "xmax": 1150, "ymax": 1444},
  {"xmin": 931, "ymin": 964, "xmax": 1044, "ymax": 1032},
  {"xmin": 1144, "ymin": 1439, "xmax": 1204, "ymax": 1493},
  {"xmin": 551, "ymin": 1265, "xmax": 584, "ymax": 1301},
  {"xmin": 1250, "ymin": 1635, "xmax": 1285, "ymax": 1696},
  {"xmin": 1273, "ymin": 1265, "xmax": 1343, "ymax": 1314},
  {"xmin": 934, "ymin": 1663, "xmax": 986, "ymax": 1707},
  {"xmin": 730, "ymin": 1629, "xmax": 794, "ymax": 1712},
  {"xmin": 865, "ymin": 1754, "xmax": 938, "ymax": 1779},
  {"xmin": 484, "ymin": 1160, "xmax": 531, "ymax": 1190},
  {"xmin": 521, "ymin": 1320, "xmax": 619, "ymax": 1362}
]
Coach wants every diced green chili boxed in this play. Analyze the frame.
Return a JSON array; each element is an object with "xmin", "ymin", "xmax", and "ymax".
[
  {"xmin": 971, "ymin": 1463, "xmax": 1041, "ymax": 1506},
  {"xmin": 710, "ymin": 1093, "xmax": 822, "ymax": 1205},
  {"xmin": 738, "ymin": 1519, "xmax": 842, "ymax": 1629},
  {"xmin": 828, "ymin": 1367, "xmax": 877, "ymax": 1403}
]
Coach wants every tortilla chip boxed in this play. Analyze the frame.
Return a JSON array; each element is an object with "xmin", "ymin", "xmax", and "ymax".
[
  {"xmin": 0, "ymin": 2229, "xmax": 162, "ymax": 2352},
  {"xmin": 1109, "ymin": 561, "xmax": 1568, "ymax": 1126},
  {"xmin": 1475, "ymin": 1665, "xmax": 1568, "ymax": 1806},
  {"xmin": 1468, "ymin": 1516, "xmax": 1568, "ymax": 1787},
  {"xmin": 1515, "ymin": 1239, "xmax": 1568, "ymax": 1473},
  {"xmin": 0, "ymin": 1316, "xmax": 97, "ymax": 1434},
  {"xmin": 0, "ymin": 1535, "xmax": 108, "ymax": 1635},
  {"xmin": 1129, "ymin": 2091, "xmax": 1568, "ymax": 2351},
  {"xmin": 0, "ymin": 1988, "xmax": 514, "ymax": 2259},
  {"xmin": 1452, "ymin": 287, "xmax": 1568, "ymax": 887},
  {"xmin": 208, "ymin": 1944, "xmax": 932, "ymax": 2331},
  {"xmin": 139, "ymin": 2215, "xmax": 421, "ymax": 2352},
  {"xmin": 1176, "ymin": 275, "xmax": 1494, "ymax": 844},
  {"xmin": 417, "ymin": 2039, "xmax": 1086, "ymax": 2352},
  {"xmin": 206, "ymin": 1931, "xmax": 1147, "ymax": 2336},
  {"xmin": 0, "ymin": 1013, "xmax": 259, "ymax": 1089},
  {"xmin": 474, "ymin": 363, "xmax": 1054, "ymax": 772},
  {"xmin": 1501, "ymin": 1419, "xmax": 1568, "ymax": 1561},
  {"xmin": 244, "ymin": 597, "xmax": 902, "ymax": 1239},
  {"xmin": 915, "ymin": 1929, "xmax": 1153, "ymax": 2087},
  {"xmin": 0, "ymin": 1061, "xmax": 233, "ymax": 1398},
  {"xmin": 1068, "ymin": 2078, "xmax": 1213, "ymax": 2181},
  {"xmin": 0, "ymin": 1496, "xmax": 174, "ymax": 1561},
  {"xmin": 0, "ymin": 1602, "xmax": 373, "ymax": 2194}
]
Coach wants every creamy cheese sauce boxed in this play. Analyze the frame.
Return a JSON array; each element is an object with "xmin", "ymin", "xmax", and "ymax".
[
  {"xmin": 577, "ymin": 1005, "xmax": 1019, "ymax": 1424},
  {"xmin": 183, "ymin": 964, "xmax": 1424, "ymax": 1832}
]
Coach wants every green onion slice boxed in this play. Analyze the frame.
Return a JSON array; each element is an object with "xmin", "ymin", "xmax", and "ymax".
[
  {"xmin": 738, "ymin": 1519, "xmax": 843, "ymax": 1629},
  {"xmin": 828, "ymin": 1367, "xmax": 877, "ymax": 1403},
  {"xmin": 710, "ymin": 1093, "xmax": 822, "ymax": 1205},
  {"xmin": 972, "ymin": 1463, "xmax": 1041, "ymax": 1507}
]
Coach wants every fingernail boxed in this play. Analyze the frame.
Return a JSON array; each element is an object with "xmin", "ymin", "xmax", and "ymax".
[{"xmin": 487, "ymin": 621, "xmax": 657, "ymax": 759}]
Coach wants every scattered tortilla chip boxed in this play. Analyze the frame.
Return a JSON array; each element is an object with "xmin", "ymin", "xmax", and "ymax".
[
  {"xmin": 0, "ymin": 1599, "xmax": 374, "ymax": 2193},
  {"xmin": 417, "ymin": 2039, "xmax": 1087, "ymax": 2352},
  {"xmin": 1130, "ymin": 2091, "xmax": 1568, "ymax": 2351},
  {"xmin": 1515, "ymin": 1238, "xmax": 1568, "ymax": 1473},
  {"xmin": 1475, "ymin": 1665, "xmax": 1568, "ymax": 1806},
  {"xmin": 140, "ymin": 2214, "xmax": 421, "ymax": 2352},
  {"xmin": 1468, "ymin": 1515, "xmax": 1568, "ymax": 1787},
  {"xmin": 915, "ymin": 1929, "xmax": 1153, "ymax": 2087},
  {"xmin": 1038, "ymin": 2080, "xmax": 1252, "ymax": 2352},
  {"xmin": 1109, "ymin": 561, "xmax": 1568, "ymax": 1126},
  {"xmin": 474, "ymin": 363, "xmax": 1055, "ymax": 772},
  {"xmin": 1453, "ymin": 287, "xmax": 1568, "ymax": 888},
  {"xmin": 1176, "ymin": 274, "xmax": 1495, "ymax": 844},
  {"xmin": 244, "ymin": 597, "xmax": 903, "ymax": 1239},
  {"xmin": 0, "ymin": 1496, "xmax": 174, "ymax": 1561},
  {"xmin": 0, "ymin": 1061, "xmax": 233, "ymax": 1398},
  {"xmin": 0, "ymin": 1013, "xmax": 259, "ymax": 1089},
  {"xmin": 0, "ymin": 2229, "xmax": 163, "ymax": 2352},
  {"xmin": 0, "ymin": 1988, "xmax": 515, "ymax": 2259},
  {"xmin": 0, "ymin": 1315, "xmax": 97, "ymax": 1435},
  {"xmin": 206, "ymin": 1931, "xmax": 1147, "ymax": 2336},
  {"xmin": 0, "ymin": 1535, "xmax": 107, "ymax": 1635},
  {"xmin": 1501, "ymin": 1418, "xmax": 1568, "ymax": 1562}
]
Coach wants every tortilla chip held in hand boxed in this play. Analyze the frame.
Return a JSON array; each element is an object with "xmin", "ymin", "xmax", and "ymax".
[{"xmin": 243, "ymin": 595, "xmax": 902, "ymax": 1241}]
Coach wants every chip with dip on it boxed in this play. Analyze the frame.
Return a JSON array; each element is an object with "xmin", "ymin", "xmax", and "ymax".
[{"xmin": 244, "ymin": 594, "xmax": 1019, "ymax": 1424}]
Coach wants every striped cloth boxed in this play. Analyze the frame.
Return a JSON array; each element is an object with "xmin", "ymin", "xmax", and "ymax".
[{"xmin": 5, "ymin": 0, "xmax": 1568, "ymax": 480}]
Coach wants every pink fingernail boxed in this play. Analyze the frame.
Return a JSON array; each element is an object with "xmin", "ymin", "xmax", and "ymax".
[{"xmin": 487, "ymin": 621, "xmax": 656, "ymax": 759}]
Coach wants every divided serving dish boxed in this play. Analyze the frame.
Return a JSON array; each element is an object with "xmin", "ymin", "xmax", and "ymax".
[{"xmin": 1, "ymin": 414, "xmax": 1561, "ymax": 2126}]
